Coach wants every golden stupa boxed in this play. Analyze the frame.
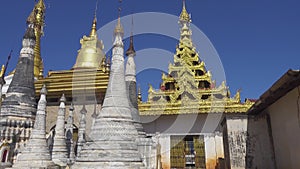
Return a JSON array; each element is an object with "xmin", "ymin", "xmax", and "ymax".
[{"xmin": 35, "ymin": 14, "xmax": 110, "ymax": 103}]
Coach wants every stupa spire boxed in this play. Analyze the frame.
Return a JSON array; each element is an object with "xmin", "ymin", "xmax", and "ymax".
[
  {"xmin": 178, "ymin": 0, "xmax": 193, "ymax": 47},
  {"xmin": 125, "ymin": 18, "xmax": 145, "ymax": 136},
  {"xmin": 66, "ymin": 103, "xmax": 75, "ymax": 164},
  {"xmin": 12, "ymin": 84, "xmax": 57, "ymax": 168},
  {"xmin": 89, "ymin": 15, "xmax": 97, "ymax": 37},
  {"xmin": 125, "ymin": 17, "xmax": 135, "ymax": 56},
  {"xmin": 0, "ymin": 7, "xmax": 37, "ymax": 163},
  {"xmin": 89, "ymin": 1, "xmax": 99, "ymax": 37},
  {"xmin": 76, "ymin": 104, "xmax": 87, "ymax": 154},
  {"xmin": 71, "ymin": 3, "xmax": 144, "ymax": 168},
  {"xmin": 52, "ymin": 94, "xmax": 68, "ymax": 167},
  {"xmin": 180, "ymin": 0, "xmax": 191, "ymax": 22},
  {"xmin": 72, "ymin": 4, "xmax": 105, "ymax": 70},
  {"xmin": 32, "ymin": 0, "xmax": 45, "ymax": 79},
  {"xmin": 114, "ymin": 3, "xmax": 124, "ymax": 37},
  {"xmin": 0, "ymin": 16, "xmax": 36, "ymax": 122}
]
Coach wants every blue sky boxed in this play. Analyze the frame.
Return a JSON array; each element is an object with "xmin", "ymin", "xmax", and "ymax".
[{"xmin": 0, "ymin": 0, "xmax": 299, "ymax": 101}]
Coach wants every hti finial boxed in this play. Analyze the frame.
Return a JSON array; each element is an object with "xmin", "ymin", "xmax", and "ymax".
[
  {"xmin": 131, "ymin": 15, "xmax": 134, "ymax": 36},
  {"xmin": 126, "ymin": 16, "xmax": 136, "ymax": 56},
  {"xmin": 36, "ymin": 0, "xmax": 45, "ymax": 9},
  {"xmin": 118, "ymin": 0, "xmax": 122, "ymax": 18},
  {"xmin": 90, "ymin": 0, "xmax": 99, "ymax": 37},
  {"xmin": 180, "ymin": 0, "xmax": 191, "ymax": 22},
  {"xmin": 35, "ymin": 0, "xmax": 46, "ymax": 25},
  {"xmin": 95, "ymin": 0, "xmax": 99, "ymax": 17},
  {"xmin": 114, "ymin": 0, "xmax": 124, "ymax": 35}
]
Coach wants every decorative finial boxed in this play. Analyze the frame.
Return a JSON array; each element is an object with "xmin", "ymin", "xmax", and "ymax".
[
  {"xmin": 90, "ymin": 0, "xmax": 99, "ymax": 37},
  {"xmin": 90, "ymin": 16, "xmax": 97, "ymax": 37},
  {"xmin": 34, "ymin": 0, "xmax": 46, "ymax": 27},
  {"xmin": 95, "ymin": 0, "xmax": 99, "ymax": 17},
  {"xmin": 60, "ymin": 93, "xmax": 66, "ymax": 103},
  {"xmin": 118, "ymin": 0, "xmax": 122, "ymax": 18},
  {"xmin": 32, "ymin": 0, "xmax": 45, "ymax": 79},
  {"xmin": 180, "ymin": 0, "xmax": 191, "ymax": 22},
  {"xmin": 131, "ymin": 14, "xmax": 134, "ymax": 34},
  {"xmin": 126, "ymin": 16, "xmax": 135, "ymax": 56},
  {"xmin": 114, "ymin": 0, "xmax": 124, "ymax": 35},
  {"xmin": 40, "ymin": 84, "xmax": 47, "ymax": 95},
  {"xmin": 36, "ymin": 0, "xmax": 46, "ymax": 10}
]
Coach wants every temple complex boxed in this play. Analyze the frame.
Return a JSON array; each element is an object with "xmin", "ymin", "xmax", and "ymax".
[
  {"xmin": 0, "ymin": 1, "xmax": 253, "ymax": 168},
  {"xmin": 1, "ymin": 0, "xmax": 298, "ymax": 169}
]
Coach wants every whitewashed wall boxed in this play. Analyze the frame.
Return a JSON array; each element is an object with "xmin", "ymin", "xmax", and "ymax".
[
  {"xmin": 267, "ymin": 87, "xmax": 300, "ymax": 169},
  {"xmin": 223, "ymin": 116, "xmax": 248, "ymax": 169}
]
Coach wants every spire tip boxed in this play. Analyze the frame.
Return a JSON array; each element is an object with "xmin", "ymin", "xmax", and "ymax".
[{"xmin": 180, "ymin": 0, "xmax": 191, "ymax": 22}]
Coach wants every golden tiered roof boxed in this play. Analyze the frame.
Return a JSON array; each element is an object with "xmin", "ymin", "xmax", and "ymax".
[
  {"xmin": 35, "ymin": 68, "xmax": 109, "ymax": 102},
  {"xmin": 138, "ymin": 1, "xmax": 254, "ymax": 115},
  {"xmin": 35, "ymin": 15, "xmax": 109, "ymax": 102}
]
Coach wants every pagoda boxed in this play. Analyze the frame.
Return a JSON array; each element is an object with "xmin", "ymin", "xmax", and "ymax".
[
  {"xmin": 34, "ymin": 14, "xmax": 109, "ymax": 104},
  {"xmin": 138, "ymin": 2, "xmax": 253, "ymax": 116},
  {"xmin": 1, "ymin": 0, "xmax": 45, "ymax": 96}
]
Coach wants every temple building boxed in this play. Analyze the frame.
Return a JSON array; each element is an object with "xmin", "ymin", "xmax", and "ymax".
[
  {"xmin": 2, "ymin": 0, "xmax": 299, "ymax": 169},
  {"xmin": 138, "ymin": 2, "xmax": 253, "ymax": 169}
]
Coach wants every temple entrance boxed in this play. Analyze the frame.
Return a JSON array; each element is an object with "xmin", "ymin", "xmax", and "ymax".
[{"xmin": 171, "ymin": 135, "xmax": 206, "ymax": 169}]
